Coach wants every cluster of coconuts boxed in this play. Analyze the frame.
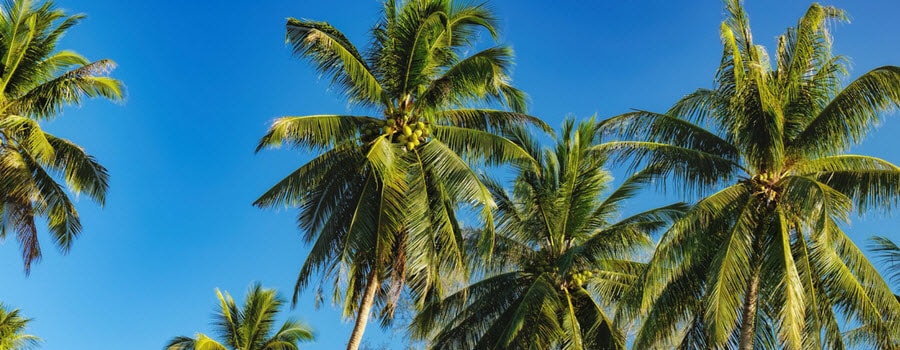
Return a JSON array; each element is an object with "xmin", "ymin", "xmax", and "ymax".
[
  {"xmin": 569, "ymin": 270, "xmax": 594, "ymax": 287},
  {"xmin": 360, "ymin": 119, "xmax": 433, "ymax": 150}
]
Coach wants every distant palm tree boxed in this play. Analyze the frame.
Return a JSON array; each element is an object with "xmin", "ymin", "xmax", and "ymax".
[
  {"xmin": 599, "ymin": 1, "xmax": 900, "ymax": 349},
  {"xmin": 255, "ymin": 1, "xmax": 545, "ymax": 349},
  {"xmin": 0, "ymin": 304, "xmax": 39, "ymax": 350},
  {"xmin": 0, "ymin": 0, "xmax": 123, "ymax": 273},
  {"xmin": 165, "ymin": 284, "xmax": 314, "ymax": 350},
  {"xmin": 412, "ymin": 119, "xmax": 685, "ymax": 349}
]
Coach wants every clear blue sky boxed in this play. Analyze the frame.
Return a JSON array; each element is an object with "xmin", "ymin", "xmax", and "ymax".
[{"xmin": 1, "ymin": 1, "xmax": 899, "ymax": 349}]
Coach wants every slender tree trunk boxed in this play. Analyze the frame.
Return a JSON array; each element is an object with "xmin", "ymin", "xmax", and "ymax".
[
  {"xmin": 738, "ymin": 225, "xmax": 767, "ymax": 350},
  {"xmin": 738, "ymin": 264, "xmax": 761, "ymax": 350},
  {"xmin": 347, "ymin": 269, "xmax": 380, "ymax": 350}
]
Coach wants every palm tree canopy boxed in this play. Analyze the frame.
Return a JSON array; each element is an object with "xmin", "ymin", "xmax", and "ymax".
[
  {"xmin": 255, "ymin": 0, "xmax": 547, "ymax": 327},
  {"xmin": 165, "ymin": 284, "xmax": 314, "ymax": 350},
  {"xmin": 412, "ymin": 118, "xmax": 686, "ymax": 349},
  {"xmin": 598, "ymin": 1, "xmax": 900, "ymax": 348},
  {"xmin": 0, "ymin": 304, "xmax": 39, "ymax": 350},
  {"xmin": 0, "ymin": 0, "xmax": 123, "ymax": 273}
]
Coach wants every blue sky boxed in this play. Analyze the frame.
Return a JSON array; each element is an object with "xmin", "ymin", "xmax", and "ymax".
[{"xmin": 1, "ymin": 0, "xmax": 899, "ymax": 349}]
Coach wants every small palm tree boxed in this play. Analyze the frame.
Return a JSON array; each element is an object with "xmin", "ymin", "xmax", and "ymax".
[
  {"xmin": 0, "ymin": 0, "xmax": 123, "ymax": 273},
  {"xmin": 412, "ymin": 119, "xmax": 685, "ymax": 349},
  {"xmin": 0, "ymin": 304, "xmax": 39, "ymax": 350},
  {"xmin": 256, "ymin": 1, "xmax": 544, "ymax": 348},
  {"xmin": 599, "ymin": 1, "xmax": 900, "ymax": 348},
  {"xmin": 165, "ymin": 284, "xmax": 314, "ymax": 350}
]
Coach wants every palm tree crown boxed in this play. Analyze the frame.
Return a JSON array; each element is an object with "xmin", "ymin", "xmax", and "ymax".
[
  {"xmin": 413, "ymin": 119, "xmax": 685, "ymax": 349},
  {"xmin": 0, "ymin": 304, "xmax": 39, "ymax": 350},
  {"xmin": 0, "ymin": 0, "xmax": 123, "ymax": 273},
  {"xmin": 599, "ymin": 1, "xmax": 900, "ymax": 348},
  {"xmin": 165, "ymin": 284, "xmax": 314, "ymax": 350},
  {"xmin": 255, "ymin": 1, "xmax": 545, "ymax": 348}
]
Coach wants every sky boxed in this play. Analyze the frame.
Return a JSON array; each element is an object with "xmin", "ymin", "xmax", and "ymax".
[{"xmin": 1, "ymin": 0, "xmax": 899, "ymax": 349}]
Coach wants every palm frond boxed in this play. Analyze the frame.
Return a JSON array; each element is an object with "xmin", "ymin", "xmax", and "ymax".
[
  {"xmin": 286, "ymin": 18, "xmax": 384, "ymax": 105},
  {"xmin": 790, "ymin": 66, "xmax": 900, "ymax": 157}
]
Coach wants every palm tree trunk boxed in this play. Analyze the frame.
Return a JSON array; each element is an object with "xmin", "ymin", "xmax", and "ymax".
[
  {"xmin": 347, "ymin": 269, "xmax": 380, "ymax": 350},
  {"xmin": 738, "ymin": 263, "xmax": 761, "ymax": 350},
  {"xmin": 738, "ymin": 226, "xmax": 767, "ymax": 350}
]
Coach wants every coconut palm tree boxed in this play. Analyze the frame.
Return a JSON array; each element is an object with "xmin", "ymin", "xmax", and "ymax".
[
  {"xmin": 165, "ymin": 284, "xmax": 314, "ymax": 350},
  {"xmin": 255, "ymin": 1, "xmax": 545, "ymax": 349},
  {"xmin": 0, "ymin": 304, "xmax": 39, "ymax": 350},
  {"xmin": 598, "ymin": 1, "xmax": 900, "ymax": 349},
  {"xmin": 411, "ymin": 119, "xmax": 686, "ymax": 349},
  {"xmin": 0, "ymin": 0, "xmax": 123, "ymax": 273}
]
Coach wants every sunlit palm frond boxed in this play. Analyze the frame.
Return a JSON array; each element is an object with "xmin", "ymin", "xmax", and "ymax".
[
  {"xmin": 286, "ymin": 19, "xmax": 383, "ymax": 105},
  {"xmin": 790, "ymin": 66, "xmax": 900, "ymax": 157}
]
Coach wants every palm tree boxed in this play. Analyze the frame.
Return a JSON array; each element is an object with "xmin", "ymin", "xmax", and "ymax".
[
  {"xmin": 0, "ymin": 0, "xmax": 123, "ymax": 273},
  {"xmin": 255, "ymin": 1, "xmax": 545, "ymax": 349},
  {"xmin": 411, "ymin": 119, "xmax": 686, "ymax": 349},
  {"xmin": 165, "ymin": 284, "xmax": 314, "ymax": 350},
  {"xmin": 0, "ymin": 304, "xmax": 39, "ymax": 350},
  {"xmin": 598, "ymin": 1, "xmax": 900, "ymax": 348}
]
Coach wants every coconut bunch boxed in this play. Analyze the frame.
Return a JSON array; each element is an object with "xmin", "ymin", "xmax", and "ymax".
[
  {"xmin": 360, "ymin": 118, "xmax": 433, "ymax": 150},
  {"xmin": 568, "ymin": 270, "xmax": 594, "ymax": 287}
]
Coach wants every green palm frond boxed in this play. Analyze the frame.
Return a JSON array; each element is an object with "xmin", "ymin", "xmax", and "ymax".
[
  {"xmin": 256, "ymin": 115, "xmax": 378, "ymax": 152},
  {"xmin": 796, "ymin": 155, "xmax": 900, "ymax": 213},
  {"xmin": 8, "ymin": 59, "xmax": 123, "ymax": 119},
  {"xmin": 431, "ymin": 125, "xmax": 533, "ymax": 166},
  {"xmin": 43, "ymin": 133, "xmax": 108, "ymax": 203},
  {"xmin": 285, "ymin": 19, "xmax": 383, "ymax": 105},
  {"xmin": 790, "ymin": 66, "xmax": 900, "ymax": 157},
  {"xmin": 418, "ymin": 46, "xmax": 524, "ymax": 112},
  {"xmin": 433, "ymin": 108, "xmax": 549, "ymax": 133},
  {"xmin": 595, "ymin": 141, "xmax": 744, "ymax": 193},
  {"xmin": 0, "ymin": 115, "xmax": 54, "ymax": 161}
]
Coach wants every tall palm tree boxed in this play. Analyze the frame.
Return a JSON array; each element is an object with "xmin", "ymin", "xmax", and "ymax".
[
  {"xmin": 411, "ymin": 119, "xmax": 686, "ymax": 349},
  {"xmin": 255, "ymin": 1, "xmax": 545, "ymax": 349},
  {"xmin": 165, "ymin": 284, "xmax": 314, "ymax": 350},
  {"xmin": 0, "ymin": 0, "xmax": 123, "ymax": 273},
  {"xmin": 0, "ymin": 304, "xmax": 39, "ymax": 350},
  {"xmin": 598, "ymin": 1, "xmax": 900, "ymax": 348}
]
